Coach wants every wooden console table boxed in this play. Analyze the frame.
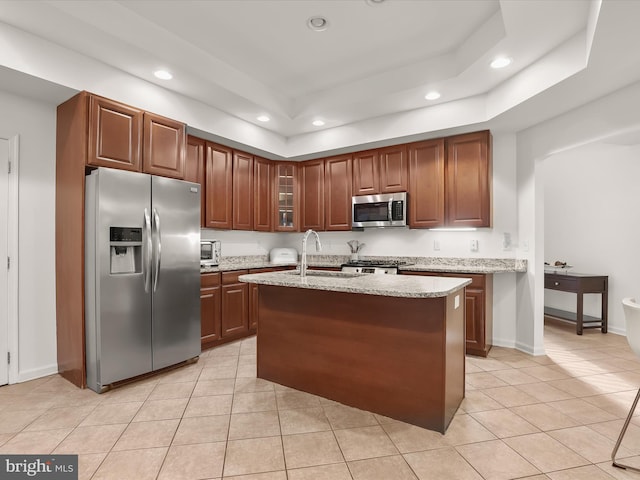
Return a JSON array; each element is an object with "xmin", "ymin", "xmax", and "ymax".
[{"xmin": 544, "ymin": 272, "xmax": 608, "ymax": 335}]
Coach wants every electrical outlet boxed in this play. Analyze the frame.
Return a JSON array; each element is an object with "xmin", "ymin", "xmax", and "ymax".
[
  {"xmin": 503, "ymin": 232, "xmax": 511, "ymax": 250},
  {"xmin": 433, "ymin": 240, "xmax": 440, "ymax": 251},
  {"xmin": 470, "ymin": 239, "xmax": 479, "ymax": 252}
]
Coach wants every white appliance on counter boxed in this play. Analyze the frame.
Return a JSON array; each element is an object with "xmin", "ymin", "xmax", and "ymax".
[
  {"xmin": 85, "ymin": 167, "xmax": 201, "ymax": 393},
  {"xmin": 270, "ymin": 247, "xmax": 298, "ymax": 265}
]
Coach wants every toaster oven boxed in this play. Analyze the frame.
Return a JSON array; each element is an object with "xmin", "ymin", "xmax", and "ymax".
[{"xmin": 200, "ymin": 240, "xmax": 221, "ymax": 266}]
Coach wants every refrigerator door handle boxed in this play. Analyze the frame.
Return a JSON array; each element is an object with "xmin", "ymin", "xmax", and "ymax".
[
  {"xmin": 152, "ymin": 208, "xmax": 162, "ymax": 292},
  {"xmin": 143, "ymin": 208, "xmax": 152, "ymax": 293}
]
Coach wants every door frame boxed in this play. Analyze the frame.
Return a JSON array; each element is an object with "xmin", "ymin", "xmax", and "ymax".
[{"xmin": 2, "ymin": 134, "xmax": 20, "ymax": 384}]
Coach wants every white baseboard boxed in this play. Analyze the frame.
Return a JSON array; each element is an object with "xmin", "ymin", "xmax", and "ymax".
[
  {"xmin": 492, "ymin": 338, "xmax": 516, "ymax": 349},
  {"xmin": 607, "ymin": 326, "xmax": 626, "ymax": 336},
  {"xmin": 17, "ymin": 364, "xmax": 58, "ymax": 383}
]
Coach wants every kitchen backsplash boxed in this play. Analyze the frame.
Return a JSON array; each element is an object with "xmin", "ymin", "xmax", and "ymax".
[{"xmin": 201, "ymin": 227, "xmax": 522, "ymax": 258}]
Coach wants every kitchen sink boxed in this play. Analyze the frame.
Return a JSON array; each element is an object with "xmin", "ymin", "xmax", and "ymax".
[{"xmin": 286, "ymin": 270, "xmax": 361, "ymax": 279}]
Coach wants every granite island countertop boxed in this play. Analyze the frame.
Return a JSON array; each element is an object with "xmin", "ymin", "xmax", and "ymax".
[
  {"xmin": 201, "ymin": 255, "xmax": 527, "ymax": 274},
  {"xmin": 238, "ymin": 270, "xmax": 471, "ymax": 299}
]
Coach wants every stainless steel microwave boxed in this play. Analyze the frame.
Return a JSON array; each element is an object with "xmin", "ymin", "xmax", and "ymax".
[{"xmin": 352, "ymin": 192, "xmax": 407, "ymax": 228}]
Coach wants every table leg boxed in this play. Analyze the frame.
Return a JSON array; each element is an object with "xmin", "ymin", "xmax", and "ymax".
[
  {"xmin": 576, "ymin": 292, "xmax": 584, "ymax": 335},
  {"xmin": 602, "ymin": 288, "xmax": 608, "ymax": 333}
]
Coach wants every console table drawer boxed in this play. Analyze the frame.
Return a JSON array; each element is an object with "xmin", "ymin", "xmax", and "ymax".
[{"xmin": 545, "ymin": 276, "xmax": 577, "ymax": 292}]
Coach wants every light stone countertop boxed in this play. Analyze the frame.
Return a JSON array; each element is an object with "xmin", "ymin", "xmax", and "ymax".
[
  {"xmin": 238, "ymin": 270, "xmax": 471, "ymax": 299},
  {"xmin": 201, "ymin": 255, "xmax": 527, "ymax": 274}
]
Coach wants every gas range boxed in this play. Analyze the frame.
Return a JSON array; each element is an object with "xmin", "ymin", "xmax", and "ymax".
[{"xmin": 340, "ymin": 259, "xmax": 413, "ymax": 275}]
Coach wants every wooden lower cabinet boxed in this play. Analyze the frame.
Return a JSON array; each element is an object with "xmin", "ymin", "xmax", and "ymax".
[
  {"xmin": 221, "ymin": 270, "xmax": 249, "ymax": 338},
  {"xmin": 201, "ymin": 267, "xmax": 295, "ymax": 349},
  {"xmin": 200, "ymin": 273, "xmax": 222, "ymax": 350},
  {"xmin": 402, "ymin": 271, "xmax": 493, "ymax": 357}
]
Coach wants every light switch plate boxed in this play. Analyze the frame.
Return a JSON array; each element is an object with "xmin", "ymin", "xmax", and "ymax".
[{"xmin": 470, "ymin": 239, "xmax": 478, "ymax": 252}]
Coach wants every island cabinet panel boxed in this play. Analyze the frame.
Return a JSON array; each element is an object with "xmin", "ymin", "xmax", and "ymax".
[
  {"xmin": 185, "ymin": 135, "xmax": 206, "ymax": 227},
  {"xmin": 256, "ymin": 285, "xmax": 465, "ymax": 433},
  {"xmin": 352, "ymin": 150, "xmax": 379, "ymax": 195},
  {"xmin": 402, "ymin": 271, "xmax": 493, "ymax": 357},
  {"xmin": 248, "ymin": 267, "xmax": 287, "ymax": 331},
  {"xmin": 445, "ymin": 130, "xmax": 492, "ymax": 227},
  {"xmin": 253, "ymin": 156, "xmax": 273, "ymax": 232},
  {"xmin": 221, "ymin": 270, "xmax": 249, "ymax": 338},
  {"xmin": 324, "ymin": 154, "xmax": 353, "ymax": 231},
  {"xmin": 142, "ymin": 112, "xmax": 186, "ymax": 179},
  {"xmin": 88, "ymin": 94, "xmax": 143, "ymax": 171},
  {"xmin": 408, "ymin": 139, "xmax": 445, "ymax": 228},
  {"xmin": 274, "ymin": 162, "xmax": 298, "ymax": 232},
  {"xmin": 200, "ymin": 273, "xmax": 222, "ymax": 349},
  {"xmin": 232, "ymin": 151, "xmax": 254, "ymax": 230},
  {"xmin": 205, "ymin": 142, "xmax": 233, "ymax": 229},
  {"xmin": 379, "ymin": 144, "xmax": 408, "ymax": 193},
  {"xmin": 300, "ymin": 159, "xmax": 325, "ymax": 231}
]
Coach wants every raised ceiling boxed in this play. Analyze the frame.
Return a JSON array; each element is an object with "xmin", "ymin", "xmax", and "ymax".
[{"xmin": 0, "ymin": 0, "xmax": 599, "ymax": 138}]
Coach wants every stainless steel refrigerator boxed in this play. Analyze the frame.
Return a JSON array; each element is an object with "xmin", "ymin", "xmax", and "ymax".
[{"xmin": 85, "ymin": 167, "xmax": 201, "ymax": 393}]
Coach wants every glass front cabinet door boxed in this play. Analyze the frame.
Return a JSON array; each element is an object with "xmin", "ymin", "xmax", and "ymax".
[{"xmin": 274, "ymin": 162, "xmax": 298, "ymax": 231}]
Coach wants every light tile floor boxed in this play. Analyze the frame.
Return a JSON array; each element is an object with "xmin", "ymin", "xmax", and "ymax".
[{"xmin": 2, "ymin": 320, "xmax": 640, "ymax": 479}]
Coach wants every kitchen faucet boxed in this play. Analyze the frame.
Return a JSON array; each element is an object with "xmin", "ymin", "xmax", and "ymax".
[{"xmin": 300, "ymin": 229, "xmax": 322, "ymax": 278}]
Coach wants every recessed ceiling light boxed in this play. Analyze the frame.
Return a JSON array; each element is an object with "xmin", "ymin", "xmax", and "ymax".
[
  {"xmin": 257, "ymin": 115, "xmax": 270, "ymax": 122},
  {"xmin": 307, "ymin": 16, "xmax": 329, "ymax": 32},
  {"xmin": 424, "ymin": 91, "xmax": 441, "ymax": 100},
  {"xmin": 365, "ymin": 0, "xmax": 385, "ymax": 5},
  {"xmin": 490, "ymin": 57, "xmax": 512, "ymax": 69},
  {"xmin": 312, "ymin": 120, "xmax": 325, "ymax": 127},
  {"xmin": 154, "ymin": 70, "xmax": 173, "ymax": 80}
]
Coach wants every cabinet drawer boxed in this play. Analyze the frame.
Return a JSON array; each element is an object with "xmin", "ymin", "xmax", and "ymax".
[
  {"xmin": 201, "ymin": 272, "xmax": 221, "ymax": 288},
  {"xmin": 222, "ymin": 270, "xmax": 249, "ymax": 284},
  {"xmin": 544, "ymin": 276, "xmax": 577, "ymax": 292}
]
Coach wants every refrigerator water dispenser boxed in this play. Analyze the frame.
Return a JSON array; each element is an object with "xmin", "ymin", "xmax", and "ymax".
[{"xmin": 109, "ymin": 227, "xmax": 142, "ymax": 274}]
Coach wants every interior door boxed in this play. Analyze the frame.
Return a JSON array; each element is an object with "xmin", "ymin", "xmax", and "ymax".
[{"xmin": 0, "ymin": 138, "xmax": 9, "ymax": 386}]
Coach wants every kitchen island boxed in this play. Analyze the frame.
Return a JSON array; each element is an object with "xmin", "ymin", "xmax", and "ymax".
[{"xmin": 238, "ymin": 270, "xmax": 470, "ymax": 433}]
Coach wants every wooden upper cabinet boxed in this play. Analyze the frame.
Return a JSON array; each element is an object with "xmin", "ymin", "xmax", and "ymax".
[
  {"xmin": 253, "ymin": 156, "xmax": 272, "ymax": 232},
  {"xmin": 205, "ymin": 142, "xmax": 233, "ymax": 229},
  {"xmin": 300, "ymin": 159, "xmax": 325, "ymax": 231},
  {"xmin": 185, "ymin": 136, "xmax": 206, "ymax": 227},
  {"xmin": 408, "ymin": 139, "xmax": 445, "ymax": 228},
  {"xmin": 232, "ymin": 151, "xmax": 254, "ymax": 230},
  {"xmin": 88, "ymin": 95, "xmax": 143, "ymax": 171},
  {"xmin": 445, "ymin": 130, "xmax": 492, "ymax": 228},
  {"xmin": 379, "ymin": 144, "xmax": 408, "ymax": 193},
  {"xmin": 352, "ymin": 150, "xmax": 379, "ymax": 196},
  {"xmin": 142, "ymin": 112, "xmax": 186, "ymax": 179},
  {"xmin": 274, "ymin": 162, "xmax": 298, "ymax": 232},
  {"xmin": 353, "ymin": 146, "xmax": 407, "ymax": 196},
  {"xmin": 325, "ymin": 154, "xmax": 352, "ymax": 231}
]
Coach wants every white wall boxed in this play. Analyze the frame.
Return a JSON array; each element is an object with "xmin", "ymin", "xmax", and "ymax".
[
  {"xmin": 0, "ymin": 90, "xmax": 58, "ymax": 381},
  {"xmin": 544, "ymin": 142, "xmax": 640, "ymax": 334}
]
